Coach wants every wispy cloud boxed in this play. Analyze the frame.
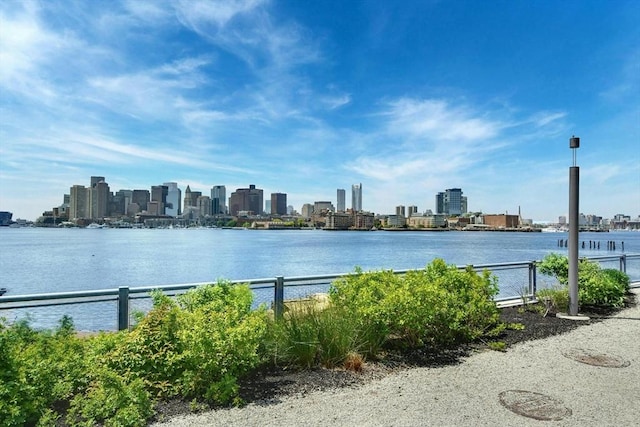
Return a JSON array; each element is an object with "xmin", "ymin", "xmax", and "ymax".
[{"xmin": 382, "ymin": 98, "xmax": 502, "ymax": 142}]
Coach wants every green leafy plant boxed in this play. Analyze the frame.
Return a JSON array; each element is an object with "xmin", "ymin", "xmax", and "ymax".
[
  {"xmin": 537, "ymin": 254, "xmax": 628, "ymax": 310},
  {"xmin": 329, "ymin": 259, "xmax": 501, "ymax": 351}
]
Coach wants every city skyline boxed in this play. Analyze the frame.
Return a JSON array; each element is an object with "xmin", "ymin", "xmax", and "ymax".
[{"xmin": 1, "ymin": 1, "xmax": 639, "ymax": 222}]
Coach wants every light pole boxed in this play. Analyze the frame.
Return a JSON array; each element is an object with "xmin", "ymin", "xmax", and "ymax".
[{"xmin": 568, "ymin": 136, "xmax": 580, "ymax": 316}]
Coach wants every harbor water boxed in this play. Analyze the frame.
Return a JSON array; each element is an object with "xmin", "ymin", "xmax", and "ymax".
[{"xmin": 1, "ymin": 228, "xmax": 637, "ymax": 330}]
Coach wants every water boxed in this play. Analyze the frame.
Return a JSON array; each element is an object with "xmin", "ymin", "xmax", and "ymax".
[{"xmin": 1, "ymin": 228, "xmax": 638, "ymax": 330}]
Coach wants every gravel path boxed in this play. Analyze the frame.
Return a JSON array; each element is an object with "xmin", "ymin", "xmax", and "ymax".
[{"xmin": 153, "ymin": 289, "xmax": 640, "ymax": 427}]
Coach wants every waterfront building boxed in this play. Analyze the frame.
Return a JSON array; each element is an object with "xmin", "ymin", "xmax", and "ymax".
[
  {"xmin": 435, "ymin": 188, "xmax": 466, "ymax": 216},
  {"xmin": 211, "ymin": 185, "xmax": 226, "ymax": 215},
  {"xmin": 337, "ymin": 189, "xmax": 346, "ymax": 212},
  {"xmin": 90, "ymin": 179, "xmax": 110, "ymax": 219},
  {"xmin": 197, "ymin": 196, "xmax": 212, "ymax": 217},
  {"xmin": 0, "ymin": 211, "xmax": 13, "ymax": 226},
  {"xmin": 132, "ymin": 190, "xmax": 150, "ymax": 213},
  {"xmin": 301, "ymin": 203, "xmax": 314, "ymax": 218},
  {"xmin": 483, "ymin": 214, "xmax": 520, "ymax": 228},
  {"xmin": 151, "ymin": 185, "xmax": 168, "ymax": 216},
  {"xmin": 271, "ymin": 193, "xmax": 287, "ymax": 215},
  {"xmin": 112, "ymin": 190, "xmax": 132, "ymax": 216},
  {"xmin": 314, "ymin": 201, "xmax": 334, "ymax": 213},
  {"xmin": 325, "ymin": 211, "xmax": 353, "ymax": 230},
  {"xmin": 385, "ymin": 214, "xmax": 406, "ymax": 227},
  {"xmin": 163, "ymin": 182, "xmax": 181, "ymax": 217},
  {"xmin": 352, "ymin": 183, "xmax": 362, "ymax": 212},
  {"xmin": 69, "ymin": 185, "xmax": 89, "ymax": 219},
  {"xmin": 407, "ymin": 213, "xmax": 447, "ymax": 228},
  {"xmin": 229, "ymin": 185, "xmax": 263, "ymax": 216}
]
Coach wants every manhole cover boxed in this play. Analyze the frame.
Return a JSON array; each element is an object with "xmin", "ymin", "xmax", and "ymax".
[
  {"xmin": 499, "ymin": 390, "xmax": 571, "ymax": 421},
  {"xmin": 563, "ymin": 348, "xmax": 630, "ymax": 368}
]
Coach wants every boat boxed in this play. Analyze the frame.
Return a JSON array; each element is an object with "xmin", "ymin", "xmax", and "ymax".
[{"xmin": 0, "ymin": 288, "xmax": 7, "ymax": 296}]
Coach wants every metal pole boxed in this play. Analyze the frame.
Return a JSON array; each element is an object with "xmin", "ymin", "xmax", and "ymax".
[
  {"xmin": 118, "ymin": 286, "xmax": 130, "ymax": 331},
  {"xmin": 568, "ymin": 136, "xmax": 580, "ymax": 316},
  {"xmin": 529, "ymin": 261, "xmax": 537, "ymax": 297},
  {"xmin": 274, "ymin": 276, "xmax": 284, "ymax": 320}
]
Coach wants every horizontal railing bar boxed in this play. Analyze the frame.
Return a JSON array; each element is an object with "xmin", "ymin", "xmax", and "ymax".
[
  {"xmin": 0, "ymin": 296, "xmax": 117, "ymax": 309},
  {"xmin": 1, "ymin": 254, "xmax": 638, "ymax": 307}
]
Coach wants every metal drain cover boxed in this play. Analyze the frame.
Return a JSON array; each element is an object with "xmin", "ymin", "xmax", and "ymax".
[
  {"xmin": 563, "ymin": 348, "xmax": 630, "ymax": 368},
  {"xmin": 499, "ymin": 390, "xmax": 571, "ymax": 421}
]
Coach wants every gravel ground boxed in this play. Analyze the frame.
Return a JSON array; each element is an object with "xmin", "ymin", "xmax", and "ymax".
[{"xmin": 152, "ymin": 289, "xmax": 640, "ymax": 426}]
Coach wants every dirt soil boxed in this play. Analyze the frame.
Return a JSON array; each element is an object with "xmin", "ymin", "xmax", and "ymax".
[{"xmin": 153, "ymin": 294, "xmax": 636, "ymax": 421}]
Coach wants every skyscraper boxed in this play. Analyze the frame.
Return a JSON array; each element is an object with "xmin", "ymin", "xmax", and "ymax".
[
  {"xmin": 69, "ymin": 185, "xmax": 89, "ymax": 219},
  {"xmin": 90, "ymin": 179, "xmax": 110, "ymax": 219},
  {"xmin": 228, "ymin": 185, "xmax": 263, "ymax": 215},
  {"xmin": 435, "ymin": 188, "xmax": 465, "ymax": 215},
  {"xmin": 163, "ymin": 182, "xmax": 181, "ymax": 217},
  {"xmin": 351, "ymin": 183, "xmax": 362, "ymax": 212},
  {"xmin": 337, "ymin": 189, "xmax": 345, "ymax": 212},
  {"xmin": 271, "ymin": 193, "xmax": 287, "ymax": 215},
  {"xmin": 151, "ymin": 185, "xmax": 168, "ymax": 216},
  {"xmin": 211, "ymin": 185, "xmax": 226, "ymax": 215}
]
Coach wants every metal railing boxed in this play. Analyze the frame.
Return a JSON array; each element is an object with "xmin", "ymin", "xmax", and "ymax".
[{"xmin": 1, "ymin": 254, "xmax": 638, "ymax": 331}]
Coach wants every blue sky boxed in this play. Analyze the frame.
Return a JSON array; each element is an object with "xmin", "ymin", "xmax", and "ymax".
[{"xmin": 1, "ymin": 0, "xmax": 638, "ymax": 222}]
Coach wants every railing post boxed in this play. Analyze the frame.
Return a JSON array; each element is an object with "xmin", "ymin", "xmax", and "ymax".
[
  {"xmin": 274, "ymin": 276, "xmax": 284, "ymax": 320},
  {"xmin": 620, "ymin": 254, "xmax": 626, "ymax": 274},
  {"xmin": 118, "ymin": 286, "xmax": 130, "ymax": 331},
  {"xmin": 529, "ymin": 262, "xmax": 537, "ymax": 297}
]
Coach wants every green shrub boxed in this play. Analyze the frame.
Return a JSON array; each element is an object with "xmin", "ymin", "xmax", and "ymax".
[
  {"xmin": 329, "ymin": 259, "xmax": 501, "ymax": 351},
  {"xmin": 0, "ymin": 316, "xmax": 88, "ymax": 427},
  {"xmin": 67, "ymin": 367, "xmax": 153, "ymax": 427},
  {"xmin": 601, "ymin": 268, "xmax": 630, "ymax": 292},
  {"xmin": 537, "ymin": 254, "xmax": 628, "ymax": 309},
  {"xmin": 537, "ymin": 253, "xmax": 569, "ymax": 285},
  {"xmin": 102, "ymin": 282, "xmax": 268, "ymax": 405}
]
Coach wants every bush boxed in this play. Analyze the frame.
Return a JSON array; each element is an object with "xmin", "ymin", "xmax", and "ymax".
[
  {"xmin": 102, "ymin": 282, "xmax": 268, "ymax": 404},
  {"xmin": 1, "ymin": 280, "xmax": 270, "ymax": 426},
  {"xmin": 537, "ymin": 254, "xmax": 629, "ymax": 309},
  {"xmin": 0, "ymin": 316, "xmax": 89, "ymax": 427},
  {"xmin": 329, "ymin": 259, "xmax": 501, "ymax": 350}
]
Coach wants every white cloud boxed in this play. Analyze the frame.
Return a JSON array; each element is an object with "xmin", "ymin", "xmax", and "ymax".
[{"xmin": 383, "ymin": 98, "xmax": 501, "ymax": 142}]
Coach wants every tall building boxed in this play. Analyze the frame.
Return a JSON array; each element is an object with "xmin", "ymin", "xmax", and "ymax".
[
  {"xmin": 90, "ymin": 179, "xmax": 110, "ymax": 219},
  {"xmin": 211, "ymin": 185, "xmax": 226, "ymax": 215},
  {"xmin": 271, "ymin": 193, "xmax": 287, "ymax": 215},
  {"xmin": 151, "ymin": 185, "xmax": 168, "ymax": 216},
  {"xmin": 396, "ymin": 205, "xmax": 406, "ymax": 217},
  {"xmin": 337, "ymin": 189, "xmax": 346, "ymax": 212},
  {"xmin": 407, "ymin": 205, "xmax": 418, "ymax": 217},
  {"xmin": 183, "ymin": 185, "xmax": 201, "ymax": 211},
  {"xmin": 435, "ymin": 188, "xmax": 466, "ymax": 216},
  {"xmin": 197, "ymin": 196, "xmax": 212, "ymax": 217},
  {"xmin": 228, "ymin": 185, "xmax": 263, "ymax": 216},
  {"xmin": 132, "ymin": 189, "xmax": 150, "ymax": 213},
  {"xmin": 351, "ymin": 183, "xmax": 362, "ymax": 212},
  {"xmin": 90, "ymin": 176, "xmax": 105, "ymax": 187},
  {"xmin": 314, "ymin": 201, "xmax": 334, "ymax": 213},
  {"xmin": 301, "ymin": 203, "xmax": 314, "ymax": 218},
  {"xmin": 163, "ymin": 182, "xmax": 181, "ymax": 217},
  {"xmin": 69, "ymin": 185, "xmax": 89, "ymax": 219},
  {"xmin": 113, "ymin": 189, "xmax": 132, "ymax": 216}
]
